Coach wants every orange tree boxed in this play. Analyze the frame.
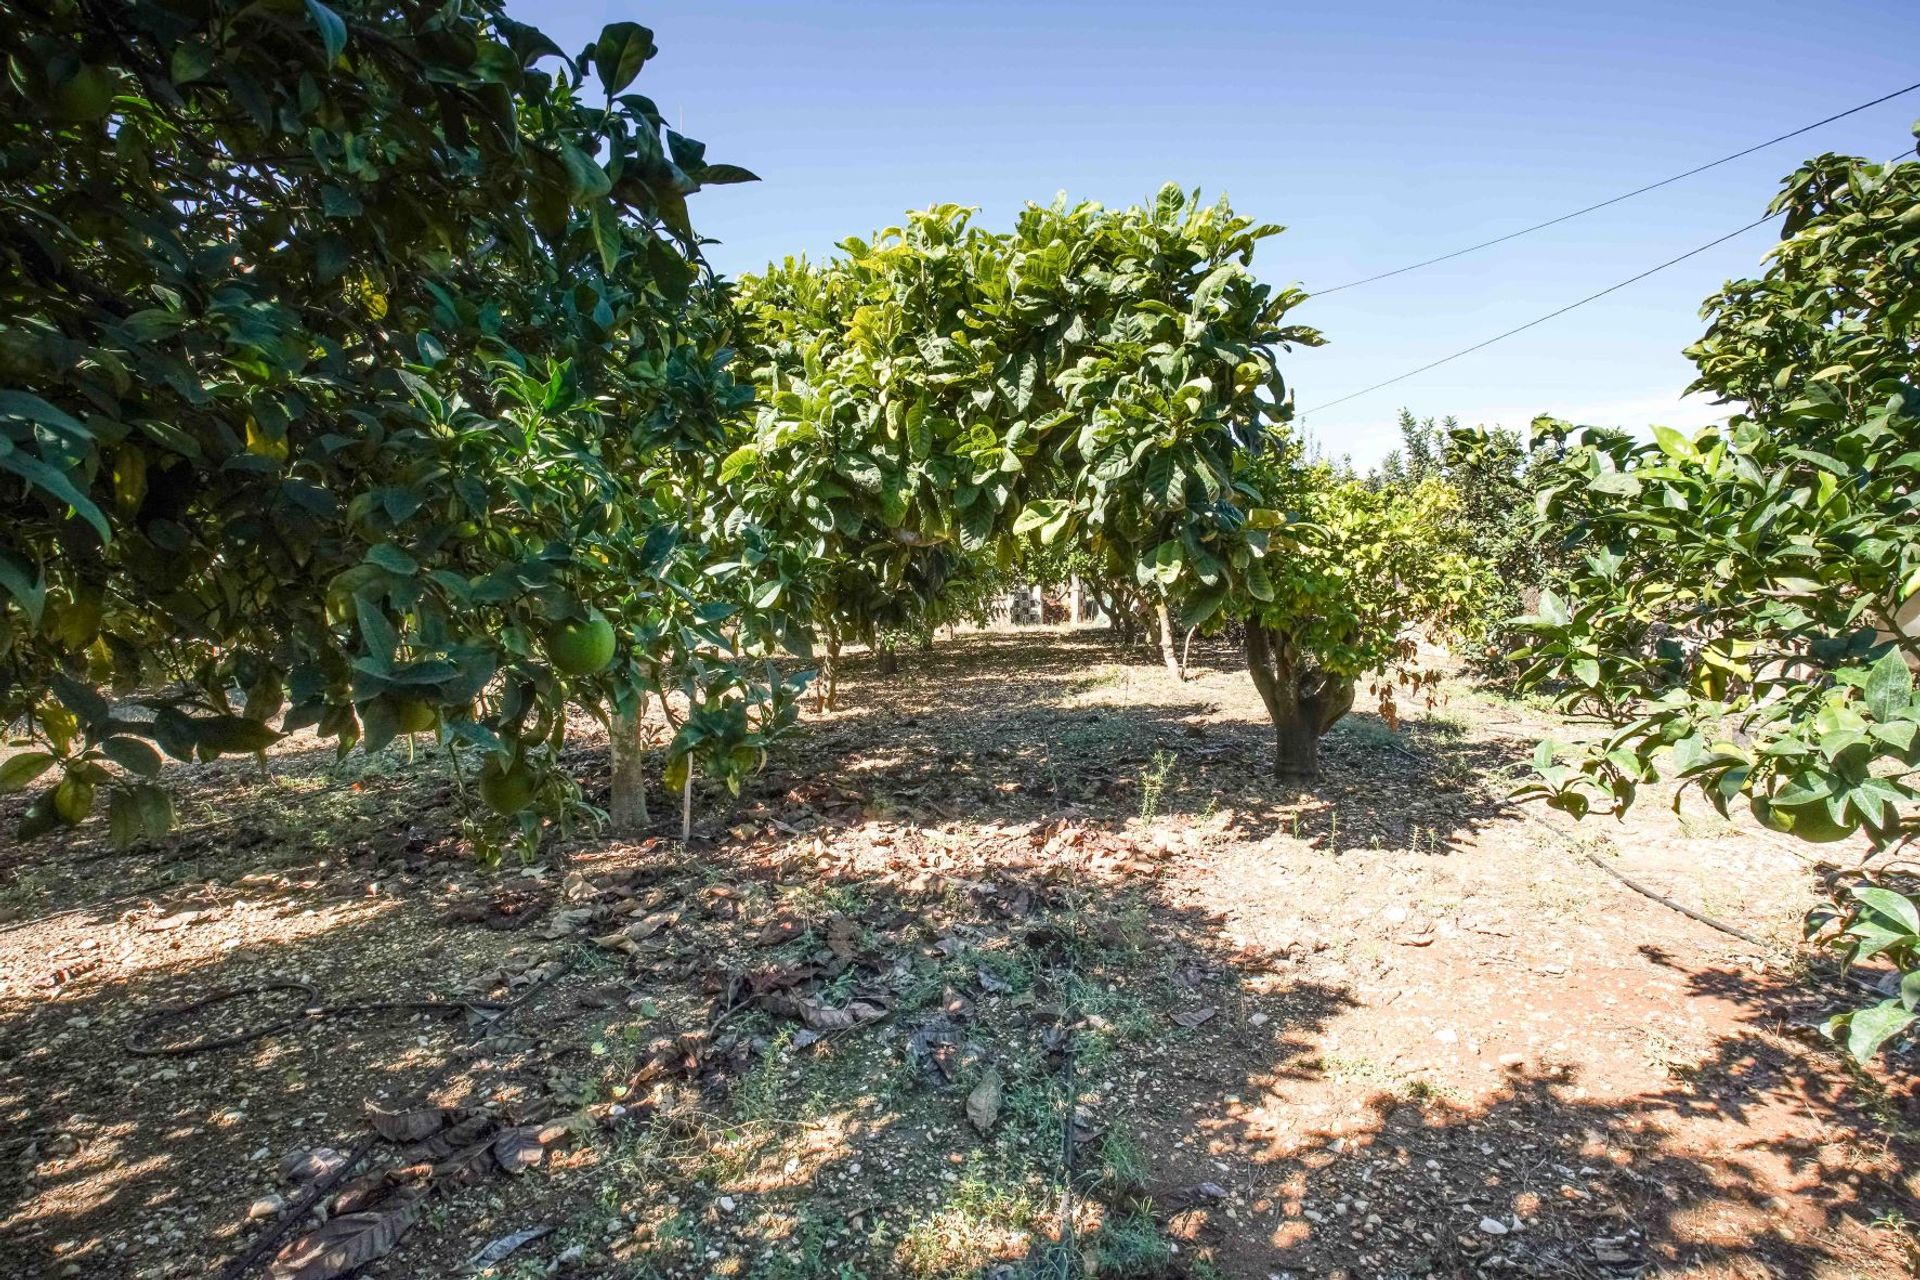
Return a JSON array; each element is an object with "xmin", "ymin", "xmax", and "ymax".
[
  {"xmin": 0, "ymin": 0, "xmax": 795, "ymax": 850},
  {"xmin": 1514, "ymin": 141, "xmax": 1920, "ymax": 1058},
  {"xmin": 729, "ymin": 187, "xmax": 1482, "ymax": 774}
]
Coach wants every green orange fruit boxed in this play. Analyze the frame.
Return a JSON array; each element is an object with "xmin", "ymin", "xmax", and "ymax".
[
  {"xmin": 545, "ymin": 610, "xmax": 616, "ymax": 676},
  {"xmin": 52, "ymin": 65, "xmax": 114, "ymax": 124},
  {"xmin": 478, "ymin": 757, "xmax": 537, "ymax": 814},
  {"xmin": 394, "ymin": 699, "xmax": 439, "ymax": 734}
]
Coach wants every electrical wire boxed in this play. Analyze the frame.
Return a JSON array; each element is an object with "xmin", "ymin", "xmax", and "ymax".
[
  {"xmin": 1307, "ymin": 80, "xmax": 1920, "ymax": 296},
  {"xmin": 1299, "ymin": 213, "xmax": 1779, "ymax": 416}
]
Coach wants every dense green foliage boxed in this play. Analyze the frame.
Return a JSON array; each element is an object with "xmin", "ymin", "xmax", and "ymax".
[
  {"xmin": 0, "ymin": 0, "xmax": 792, "ymax": 847},
  {"xmin": 731, "ymin": 190, "xmax": 1320, "ymax": 704},
  {"xmin": 1372, "ymin": 411, "xmax": 1559, "ymax": 676},
  {"xmin": 732, "ymin": 190, "xmax": 1484, "ymax": 771},
  {"xmin": 1514, "ymin": 142, "xmax": 1920, "ymax": 1057}
]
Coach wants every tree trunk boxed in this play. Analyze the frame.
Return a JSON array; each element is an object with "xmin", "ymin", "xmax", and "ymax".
[
  {"xmin": 816, "ymin": 631, "xmax": 841, "ymax": 712},
  {"xmin": 1156, "ymin": 600, "xmax": 1183, "ymax": 681},
  {"xmin": 878, "ymin": 644, "xmax": 898, "ymax": 676},
  {"xmin": 608, "ymin": 704, "xmax": 650, "ymax": 833},
  {"xmin": 1244, "ymin": 620, "xmax": 1355, "ymax": 781}
]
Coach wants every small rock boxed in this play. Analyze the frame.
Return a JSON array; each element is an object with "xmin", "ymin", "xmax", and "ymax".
[
  {"xmin": 1479, "ymin": 1216, "xmax": 1509, "ymax": 1235},
  {"xmin": 247, "ymin": 1195, "xmax": 286, "ymax": 1221},
  {"xmin": 717, "ymin": 1195, "xmax": 737, "ymax": 1213},
  {"xmin": 40, "ymin": 1133, "xmax": 79, "ymax": 1159}
]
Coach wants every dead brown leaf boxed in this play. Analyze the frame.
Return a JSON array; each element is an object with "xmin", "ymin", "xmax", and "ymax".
[
  {"xmin": 966, "ymin": 1068, "xmax": 1003, "ymax": 1134},
  {"xmin": 269, "ymin": 1189, "xmax": 423, "ymax": 1280},
  {"xmin": 367, "ymin": 1105, "xmax": 465, "ymax": 1143}
]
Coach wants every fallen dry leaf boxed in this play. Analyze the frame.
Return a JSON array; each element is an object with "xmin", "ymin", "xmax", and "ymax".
[
  {"xmin": 966, "ymin": 1067, "xmax": 1003, "ymax": 1134},
  {"xmin": 269, "ymin": 1190, "xmax": 423, "ymax": 1280},
  {"xmin": 367, "ymin": 1105, "xmax": 465, "ymax": 1143}
]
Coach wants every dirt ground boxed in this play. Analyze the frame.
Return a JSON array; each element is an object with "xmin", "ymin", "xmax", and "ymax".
[{"xmin": 1, "ymin": 630, "xmax": 1915, "ymax": 1280}]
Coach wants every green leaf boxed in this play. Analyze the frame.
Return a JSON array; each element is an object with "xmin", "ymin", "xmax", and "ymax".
[
  {"xmin": 303, "ymin": 0, "xmax": 348, "ymax": 66},
  {"xmin": 194, "ymin": 715, "xmax": 282, "ymax": 757},
  {"xmin": 0, "ymin": 751, "xmax": 55, "ymax": 794},
  {"xmin": 696, "ymin": 163, "xmax": 759, "ymax": 186},
  {"xmin": 718, "ymin": 445, "xmax": 758, "ymax": 484},
  {"xmin": 48, "ymin": 673, "xmax": 110, "ymax": 729},
  {"xmin": 1864, "ymin": 647, "xmax": 1914, "ymax": 722},
  {"xmin": 101, "ymin": 736, "xmax": 163, "ymax": 778},
  {"xmin": 593, "ymin": 22, "xmax": 657, "ymax": 96},
  {"xmin": 0, "ymin": 549, "xmax": 45, "ymax": 626},
  {"xmin": 0, "ymin": 391, "xmax": 88, "ymax": 439},
  {"xmin": 560, "ymin": 142, "xmax": 612, "ymax": 205},
  {"xmin": 108, "ymin": 787, "xmax": 143, "ymax": 850},
  {"xmin": 0, "ymin": 450, "xmax": 110, "ymax": 542},
  {"xmin": 1588, "ymin": 471, "xmax": 1643, "ymax": 498},
  {"xmin": 1842, "ymin": 998, "xmax": 1916, "ymax": 1060},
  {"xmin": 366, "ymin": 543, "xmax": 418, "ymax": 575},
  {"xmin": 1854, "ymin": 886, "xmax": 1920, "ymax": 935},
  {"xmin": 1650, "ymin": 425, "xmax": 1697, "ymax": 461}
]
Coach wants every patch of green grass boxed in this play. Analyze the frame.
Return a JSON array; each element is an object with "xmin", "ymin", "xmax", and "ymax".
[
  {"xmin": 1138, "ymin": 749, "xmax": 1177, "ymax": 823},
  {"xmin": 1327, "ymin": 715, "xmax": 1405, "ymax": 753},
  {"xmin": 891, "ymin": 1172, "xmax": 1050, "ymax": 1278},
  {"xmin": 1092, "ymin": 1210, "xmax": 1173, "ymax": 1276},
  {"xmin": 1097, "ymin": 1127, "xmax": 1150, "ymax": 1195},
  {"xmin": 1415, "ymin": 709, "xmax": 1470, "ymax": 739},
  {"xmin": 775, "ymin": 880, "xmax": 868, "ymax": 922}
]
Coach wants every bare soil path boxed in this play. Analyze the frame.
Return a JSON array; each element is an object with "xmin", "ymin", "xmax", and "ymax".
[{"xmin": 1, "ymin": 631, "xmax": 1913, "ymax": 1279}]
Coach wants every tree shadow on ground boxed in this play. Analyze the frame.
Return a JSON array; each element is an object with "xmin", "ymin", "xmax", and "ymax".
[
  {"xmin": 1172, "ymin": 1025, "xmax": 1919, "ymax": 1279},
  {"xmin": 732, "ymin": 630, "xmax": 1533, "ymax": 856},
  {"xmin": 4, "ymin": 632, "xmax": 1904, "ymax": 1278}
]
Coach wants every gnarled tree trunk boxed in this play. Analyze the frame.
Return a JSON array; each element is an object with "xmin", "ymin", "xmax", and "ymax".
[
  {"xmin": 608, "ymin": 703, "xmax": 650, "ymax": 834},
  {"xmin": 1244, "ymin": 620, "xmax": 1355, "ymax": 780}
]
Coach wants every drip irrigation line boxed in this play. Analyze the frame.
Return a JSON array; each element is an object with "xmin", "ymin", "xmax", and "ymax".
[
  {"xmin": 1299, "ymin": 212, "xmax": 1779, "ymax": 416},
  {"xmin": 1308, "ymin": 80, "xmax": 1920, "ymax": 296}
]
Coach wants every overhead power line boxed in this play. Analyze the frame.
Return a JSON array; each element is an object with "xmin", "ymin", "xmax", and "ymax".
[
  {"xmin": 1298, "ymin": 213, "xmax": 1779, "ymax": 416},
  {"xmin": 1307, "ymin": 80, "xmax": 1920, "ymax": 297}
]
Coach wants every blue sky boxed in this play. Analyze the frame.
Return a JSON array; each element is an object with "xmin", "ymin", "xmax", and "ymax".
[{"xmin": 534, "ymin": 1, "xmax": 1918, "ymax": 464}]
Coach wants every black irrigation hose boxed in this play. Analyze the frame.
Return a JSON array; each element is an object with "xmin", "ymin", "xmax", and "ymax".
[
  {"xmin": 124, "ymin": 981, "xmax": 509, "ymax": 1057},
  {"xmin": 1569, "ymin": 837, "xmax": 1774, "ymax": 950},
  {"xmin": 1501, "ymin": 802, "xmax": 1779, "ymax": 952},
  {"xmin": 1047, "ymin": 1014, "xmax": 1079, "ymax": 1280},
  {"xmin": 1378, "ymin": 734, "xmax": 1777, "ymax": 952}
]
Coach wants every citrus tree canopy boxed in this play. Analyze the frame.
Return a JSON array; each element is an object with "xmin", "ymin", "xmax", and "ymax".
[
  {"xmin": 732, "ymin": 187, "xmax": 1482, "ymax": 772},
  {"xmin": 0, "ymin": 0, "xmax": 795, "ymax": 843},
  {"xmin": 1514, "ymin": 142, "xmax": 1920, "ymax": 1058}
]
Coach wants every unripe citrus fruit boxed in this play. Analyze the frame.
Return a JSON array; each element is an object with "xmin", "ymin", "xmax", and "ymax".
[
  {"xmin": 478, "ymin": 757, "xmax": 536, "ymax": 814},
  {"xmin": 394, "ymin": 699, "xmax": 439, "ymax": 734},
  {"xmin": 545, "ymin": 610, "xmax": 616, "ymax": 676},
  {"xmin": 52, "ymin": 65, "xmax": 114, "ymax": 124}
]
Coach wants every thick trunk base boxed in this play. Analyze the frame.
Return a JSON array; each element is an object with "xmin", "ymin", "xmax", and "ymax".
[
  {"xmin": 608, "ymin": 708, "xmax": 650, "ymax": 833},
  {"xmin": 1271, "ymin": 714, "xmax": 1320, "ymax": 780}
]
